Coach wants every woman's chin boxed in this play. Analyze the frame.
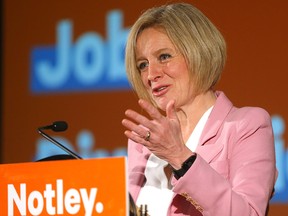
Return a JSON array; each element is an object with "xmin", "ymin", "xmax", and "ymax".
[{"xmin": 155, "ymin": 100, "xmax": 169, "ymax": 111}]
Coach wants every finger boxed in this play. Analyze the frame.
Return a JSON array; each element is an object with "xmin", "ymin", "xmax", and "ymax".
[
  {"xmin": 124, "ymin": 130, "xmax": 150, "ymax": 146},
  {"xmin": 166, "ymin": 100, "xmax": 177, "ymax": 120},
  {"xmin": 122, "ymin": 118, "xmax": 148, "ymax": 138},
  {"xmin": 138, "ymin": 99, "xmax": 163, "ymax": 120},
  {"xmin": 124, "ymin": 109, "xmax": 153, "ymax": 129}
]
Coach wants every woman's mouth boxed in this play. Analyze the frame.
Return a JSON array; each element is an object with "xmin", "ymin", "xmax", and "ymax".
[{"xmin": 152, "ymin": 85, "xmax": 169, "ymax": 96}]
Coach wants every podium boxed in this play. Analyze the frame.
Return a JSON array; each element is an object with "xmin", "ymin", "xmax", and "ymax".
[{"xmin": 0, "ymin": 157, "xmax": 128, "ymax": 215}]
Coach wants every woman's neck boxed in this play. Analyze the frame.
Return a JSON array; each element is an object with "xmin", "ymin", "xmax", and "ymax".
[{"xmin": 176, "ymin": 90, "xmax": 216, "ymax": 142}]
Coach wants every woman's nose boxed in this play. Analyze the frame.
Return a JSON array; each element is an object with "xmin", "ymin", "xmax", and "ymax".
[{"xmin": 147, "ymin": 62, "xmax": 163, "ymax": 81}]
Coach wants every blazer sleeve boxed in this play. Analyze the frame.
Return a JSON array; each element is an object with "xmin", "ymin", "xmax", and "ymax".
[
  {"xmin": 127, "ymin": 139, "xmax": 148, "ymax": 202},
  {"xmin": 172, "ymin": 107, "xmax": 277, "ymax": 216}
]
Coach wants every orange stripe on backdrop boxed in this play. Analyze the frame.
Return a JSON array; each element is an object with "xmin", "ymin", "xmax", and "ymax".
[{"xmin": 0, "ymin": 157, "xmax": 127, "ymax": 216}]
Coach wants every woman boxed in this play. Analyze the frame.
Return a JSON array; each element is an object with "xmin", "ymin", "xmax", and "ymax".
[{"xmin": 122, "ymin": 3, "xmax": 276, "ymax": 216}]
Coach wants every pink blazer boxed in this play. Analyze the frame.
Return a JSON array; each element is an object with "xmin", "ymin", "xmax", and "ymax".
[{"xmin": 128, "ymin": 91, "xmax": 277, "ymax": 216}]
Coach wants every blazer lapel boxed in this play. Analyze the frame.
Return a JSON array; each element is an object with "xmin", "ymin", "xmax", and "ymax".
[{"xmin": 195, "ymin": 91, "xmax": 233, "ymax": 163}]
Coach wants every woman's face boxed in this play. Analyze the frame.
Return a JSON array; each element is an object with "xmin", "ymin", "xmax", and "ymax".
[{"xmin": 135, "ymin": 27, "xmax": 195, "ymax": 110}]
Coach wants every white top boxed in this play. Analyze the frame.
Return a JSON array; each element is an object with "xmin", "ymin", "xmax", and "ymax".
[{"xmin": 136, "ymin": 106, "xmax": 213, "ymax": 216}]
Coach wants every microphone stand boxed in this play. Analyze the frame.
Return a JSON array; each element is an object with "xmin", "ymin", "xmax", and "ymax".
[
  {"xmin": 139, "ymin": 204, "xmax": 148, "ymax": 216},
  {"xmin": 38, "ymin": 129, "xmax": 82, "ymax": 159}
]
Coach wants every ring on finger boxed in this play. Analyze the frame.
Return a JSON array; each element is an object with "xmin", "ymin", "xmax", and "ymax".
[{"xmin": 144, "ymin": 131, "xmax": 151, "ymax": 141}]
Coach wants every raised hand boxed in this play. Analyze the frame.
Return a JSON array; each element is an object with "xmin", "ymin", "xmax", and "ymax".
[{"xmin": 122, "ymin": 99, "xmax": 192, "ymax": 168}]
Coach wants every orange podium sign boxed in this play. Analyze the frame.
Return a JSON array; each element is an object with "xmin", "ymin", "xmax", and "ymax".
[{"xmin": 0, "ymin": 157, "xmax": 128, "ymax": 216}]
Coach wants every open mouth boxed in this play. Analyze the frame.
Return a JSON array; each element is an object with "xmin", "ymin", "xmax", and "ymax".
[
  {"xmin": 154, "ymin": 86, "xmax": 167, "ymax": 92},
  {"xmin": 152, "ymin": 85, "xmax": 169, "ymax": 96}
]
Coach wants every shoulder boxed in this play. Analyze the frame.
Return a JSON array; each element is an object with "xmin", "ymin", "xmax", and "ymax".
[
  {"xmin": 215, "ymin": 91, "xmax": 271, "ymax": 124},
  {"xmin": 214, "ymin": 91, "xmax": 272, "ymax": 130},
  {"xmin": 226, "ymin": 106, "xmax": 273, "ymax": 146},
  {"xmin": 229, "ymin": 106, "xmax": 272, "ymax": 127}
]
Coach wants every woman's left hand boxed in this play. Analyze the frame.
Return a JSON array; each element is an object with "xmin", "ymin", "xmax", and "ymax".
[{"xmin": 122, "ymin": 99, "xmax": 192, "ymax": 168}]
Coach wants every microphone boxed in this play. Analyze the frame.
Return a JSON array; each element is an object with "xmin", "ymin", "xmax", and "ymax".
[
  {"xmin": 38, "ymin": 121, "xmax": 68, "ymax": 132},
  {"xmin": 38, "ymin": 121, "xmax": 82, "ymax": 159}
]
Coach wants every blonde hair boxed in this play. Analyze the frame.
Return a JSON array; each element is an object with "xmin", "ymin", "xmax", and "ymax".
[{"xmin": 125, "ymin": 3, "xmax": 226, "ymax": 103}]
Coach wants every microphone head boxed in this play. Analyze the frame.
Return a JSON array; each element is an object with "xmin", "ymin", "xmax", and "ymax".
[{"xmin": 51, "ymin": 121, "xmax": 68, "ymax": 132}]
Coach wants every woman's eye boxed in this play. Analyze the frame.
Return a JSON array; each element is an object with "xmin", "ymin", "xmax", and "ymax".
[
  {"xmin": 160, "ymin": 53, "xmax": 171, "ymax": 61},
  {"xmin": 138, "ymin": 62, "xmax": 148, "ymax": 71}
]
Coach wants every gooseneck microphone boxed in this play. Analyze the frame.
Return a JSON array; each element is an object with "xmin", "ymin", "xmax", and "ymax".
[
  {"xmin": 38, "ymin": 121, "xmax": 68, "ymax": 132},
  {"xmin": 38, "ymin": 121, "xmax": 82, "ymax": 159}
]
